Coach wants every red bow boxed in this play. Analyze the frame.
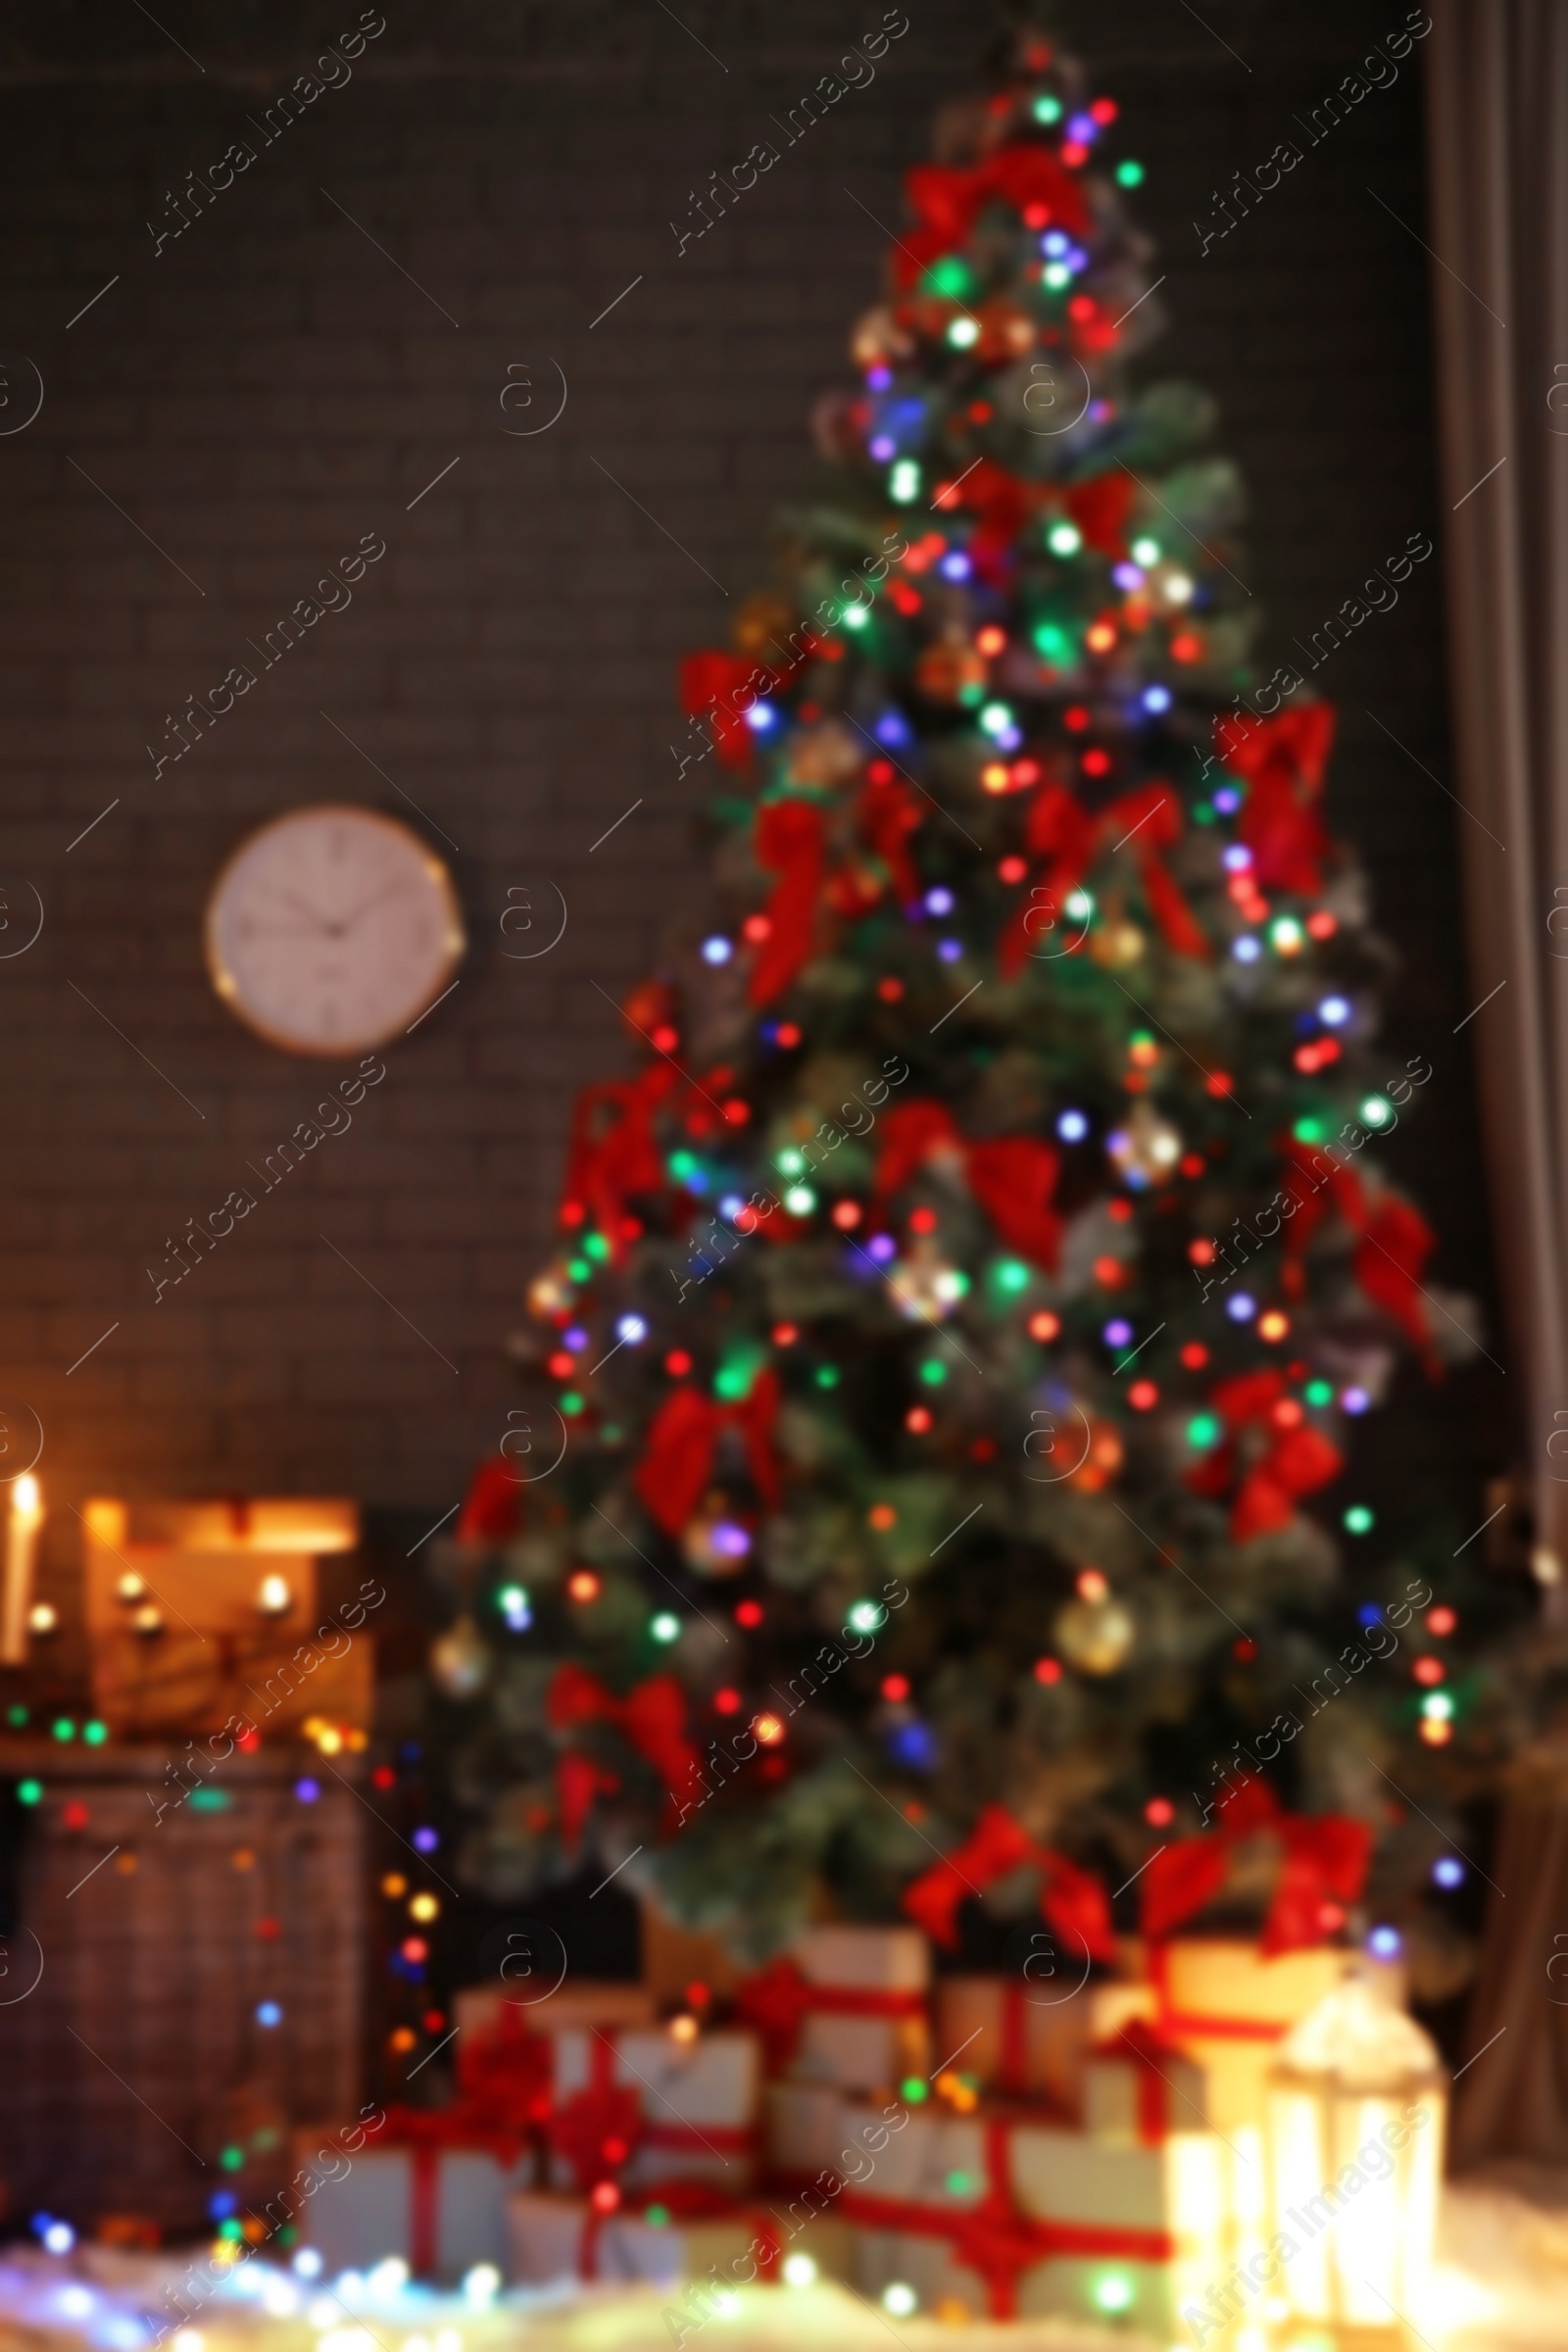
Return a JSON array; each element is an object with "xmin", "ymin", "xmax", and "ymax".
[
  {"xmin": 561, "ymin": 1063, "xmax": 681, "ymax": 1253},
  {"xmin": 898, "ymin": 145, "xmax": 1090, "ymax": 287},
  {"xmin": 731, "ymin": 1955, "xmax": 927, "ymax": 2073},
  {"xmin": 871, "ymin": 1102, "xmax": 1065, "ymax": 1271},
  {"xmin": 856, "ymin": 768, "xmax": 924, "ymax": 906},
  {"xmin": 1001, "ymin": 780, "xmax": 1208, "ymax": 977},
  {"xmin": 1185, "ymin": 1369, "xmax": 1344, "ymax": 1541},
  {"xmin": 457, "ymin": 1455, "xmax": 522, "ymax": 1544},
  {"xmin": 549, "ymin": 2036, "xmax": 643, "ymax": 2190},
  {"xmin": 1214, "ymin": 705, "xmax": 1337, "ymax": 896},
  {"xmin": 749, "ymin": 799, "xmax": 827, "ymax": 1004},
  {"xmin": 1141, "ymin": 1774, "xmax": 1372, "ymax": 1956},
  {"xmin": 679, "ymin": 651, "xmax": 759, "ymax": 771},
  {"xmin": 633, "ymin": 1369, "xmax": 782, "ymax": 1537},
  {"xmin": 1278, "ymin": 1140, "xmax": 1439, "ymax": 1360},
  {"xmin": 901, "ymin": 1801, "xmax": 1117, "ymax": 1965},
  {"xmin": 547, "ymin": 1664, "xmax": 702, "ymax": 1838},
  {"xmin": 455, "ymin": 2009, "xmax": 555, "ymax": 2133},
  {"xmin": 933, "ymin": 464, "xmax": 1135, "ymax": 588},
  {"xmin": 1065, "ymin": 470, "xmax": 1138, "ymax": 558}
]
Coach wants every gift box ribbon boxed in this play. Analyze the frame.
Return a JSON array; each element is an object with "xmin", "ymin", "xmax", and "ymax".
[
  {"xmin": 735, "ymin": 1955, "xmax": 927, "ymax": 2071},
  {"xmin": 1089, "ymin": 2021, "xmax": 1190, "ymax": 2146},
  {"xmin": 841, "ymin": 2117, "xmax": 1170, "ymax": 2314},
  {"xmin": 582, "ymin": 2177, "xmax": 781, "ymax": 2282},
  {"xmin": 379, "ymin": 2105, "xmax": 526, "ymax": 2278},
  {"xmin": 839, "ymin": 2117, "xmax": 1174, "ymax": 2322}
]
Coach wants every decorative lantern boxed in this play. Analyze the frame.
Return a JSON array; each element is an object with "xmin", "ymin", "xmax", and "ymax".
[{"xmin": 1265, "ymin": 1973, "xmax": 1446, "ymax": 2344}]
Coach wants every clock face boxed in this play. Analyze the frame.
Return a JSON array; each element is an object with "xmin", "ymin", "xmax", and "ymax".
[{"xmin": 206, "ymin": 805, "xmax": 465, "ymax": 1055}]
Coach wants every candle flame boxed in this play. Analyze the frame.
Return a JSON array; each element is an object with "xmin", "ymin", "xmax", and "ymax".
[{"xmin": 14, "ymin": 1475, "xmax": 41, "ymax": 1517}]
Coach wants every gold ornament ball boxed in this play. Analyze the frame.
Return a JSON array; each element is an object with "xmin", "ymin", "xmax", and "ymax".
[
  {"xmin": 1054, "ymin": 1593, "xmax": 1136, "ymax": 1675},
  {"xmin": 1090, "ymin": 919, "xmax": 1146, "ymax": 970},
  {"xmin": 430, "ymin": 1612, "xmax": 492, "ymax": 1698}
]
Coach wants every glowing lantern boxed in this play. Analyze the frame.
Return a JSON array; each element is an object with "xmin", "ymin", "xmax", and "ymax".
[{"xmin": 1265, "ymin": 1976, "xmax": 1446, "ymax": 2342}]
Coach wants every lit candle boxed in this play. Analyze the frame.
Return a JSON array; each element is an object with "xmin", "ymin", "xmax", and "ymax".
[{"xmin": 2, "ymin": 1475, "xmax": 44, "ymax": 1665}]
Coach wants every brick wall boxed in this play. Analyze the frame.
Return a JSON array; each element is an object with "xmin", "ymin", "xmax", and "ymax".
[{"xmin": 0, "ymin": 0, "xmax": 1511, "ymax": 1534}]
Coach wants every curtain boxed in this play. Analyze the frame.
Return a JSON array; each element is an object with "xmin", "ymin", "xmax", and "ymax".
[{"xmin": 1427, "ymin": 0, "xmax": 1568, "ymax": 2166}]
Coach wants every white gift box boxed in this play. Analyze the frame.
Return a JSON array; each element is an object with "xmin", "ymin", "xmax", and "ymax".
[
  {"xmin": 294, "ymin": 2135, "xmax": 528, "ymax": 2281},
  {"xmin": 790, "ymin": 1926, "xmax": 930, "ymax": 2091},
  {"xmin": 764, "ymin": 2080, "xmax": 846, "ymax": 2178},
  {"xmin": 934, "ymin": 1973, "xmax": 1152, "ymax": 2112},
  {"xmin": 837, "ymin": 2096, "xmax": 984, "ymax": 2208},
  {"xmin": 1084, "ymin": 2032, "xmax": 1209, "ymax": 2145},
  {"xmin": 456, "ymin": 1980, "xmax": 656, "ymax": 2038},
  {"xmin": 550, "ymin": 2025, "xmax": 759, "ymax": 2189},
  {"xmin": 1146, "ymin": 1937, "xmax": 1404, "ymax": 2134},
  {"xmin": 850, "ymin": 2224, "xmax": 1188, "ymax": 2331},
  {"xmin": 506, "ymin": 2189, "xmax": 591, "ymax": 2285}
]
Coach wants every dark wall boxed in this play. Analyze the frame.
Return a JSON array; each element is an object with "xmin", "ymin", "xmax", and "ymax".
[{"xmin": 0, "ymin": 0, "xmax": 1511, "ymax": 1528}]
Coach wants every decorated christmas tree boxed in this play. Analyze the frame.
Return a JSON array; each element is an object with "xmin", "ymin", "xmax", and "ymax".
[{"xmin": 437, "ymin": 16, "xmax": 1518, "ymax": 1977}]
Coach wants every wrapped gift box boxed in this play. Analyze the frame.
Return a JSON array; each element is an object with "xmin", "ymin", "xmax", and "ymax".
[
  {"xmin": 550, "ymin": 2025, "xmax": 759, "ymax": 2190},
  {"xmin": 507, "ymin": 2189, "xmax": 592, "ymax": 2286},
  {"xmin": 837, "ymin": 2096, "xmax": 985, "ymax": 2208},
  {"xmin": 293, "ymin": 2132, "xmax": 528, "ymax": 2280},
  {"xmin": 934, "ymin": 1973, "xmax": 1153, "ymax": 2113},
  {"xmin": 790, "ymin": 1926, "xmax": 930, "ymax": 2091},
  {"xmin": 1146, "ymin": 1938, "xmax": 1404, "ymax": 2134},
  {"xmin": 764, "ymin": 2080, "xmax": 846, "ymax": 2179},
  {"xmin": 842, "ymin": 2112, "xmax": 1226, "ymax": 2330},
  {"xmin": 1085, "ymin": 2025, "xmax": 1208, "ymax": 2146},
  {"xmin": 455, "ymin": 1980, "xmax": 655, "ymax": 2039}
]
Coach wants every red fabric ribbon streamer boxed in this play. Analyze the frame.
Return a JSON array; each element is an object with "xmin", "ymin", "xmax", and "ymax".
[
  {"xmin": 871, "ymin": 1102, "xmax": 1065, "ymax": 1272},
  {"xmin": 901, "ymin": 1800, "xmax": 1117, "ymax": 1965},
  {"xmin": 679, "ymin": 651, "xmax": 760, "ymax": 771},
  {"xmin": 1141, "ymin": 1774, "xmax": 1373, "ymax": 1955},
  {"xmin": 897, "ymin": 144, "xmax": 1090, "ymax": 287},
  {"xmin": 456, "ymin": 1455, "xmax": 522, "ymax": 1544},
  {"xmin": 633, "ymin": 1368, "xmax": 782, "ymax": 1536},
  {"xmin": 857, "ymin": 768, "xmax": 925, "ymax": 906},
  {"xmin": 1185, "ymin": 1369, "xmax": 1344, "ymax": 1541},
  {"xmin": 1214, "ymin": 704, "xmax": 1337, "ymax": 897},
  {"xmin": 1001, "ymin": 779, "xmax": 1208, "ymax": 977},
  {"xmin": 560, "ymin": 1063, "xmax": 681, "ymax": 1252},
  {"xmin": 1064, "ymin": 470, "xmax": 1137, "ymax": 558},
  {"xmin": 1276, "ymin": 1137, "xmax": 1438, "ymax": 1357},
  {"xmin": 749, "ymin": 799, "xmax": 827, "ymax": 1004},
  {"xmin": 548, "ymin": 1664, "xmax": 702, "ymax": 1838}
]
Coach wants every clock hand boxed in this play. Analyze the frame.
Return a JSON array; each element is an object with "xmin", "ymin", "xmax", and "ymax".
[
  {"xmin": 257, "ymin": 885, "xmax": 336, "ymax": 933},
  {"xmin": 332, "ymin": 878, "xmax": 416, "ymax": 935}
]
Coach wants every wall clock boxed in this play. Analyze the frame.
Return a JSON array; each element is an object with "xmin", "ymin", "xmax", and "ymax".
[{"xmin": 206, "ymin": 804, "xmax": 465, "ymax": 1055}]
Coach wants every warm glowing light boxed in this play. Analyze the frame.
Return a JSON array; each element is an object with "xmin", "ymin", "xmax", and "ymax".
[{"xmin": 753, "ymin": 1712, "xmax": 786, "ymax": 1745}]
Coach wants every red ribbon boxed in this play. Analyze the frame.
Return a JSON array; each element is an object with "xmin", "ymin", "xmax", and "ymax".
[
  {"xmin": 379, "ymin": 2105, "xmax": 528, "ymax": 2276},
  {"xmin": 932, "ymin": 464, "xmax": 1135, "ymax": 587},
  {"xmin": 856, "ymin": 768, "xmax": 925, "ymax": 907},
  {"xmin": 560, "ymin": 1063, "xmax": 682, "ymax": 1251},
  {"xmin": 1277, "ymin": 1139, "xmax": 1438, "ymax": 1360},
  {"xmin": 1141, "ymin": 1775, "xmax": 1373, "ymax": 1955},
  {"xmin": 839, "ymin": 2115, "xmax": 1173, "ymax": 2321},
  {"xmin": 749, "ymin": 799, "xmax": 827, "ymax": 1004},
  {"xmin": 547, "ymin": 1664, "xmax": 703, "ymax": 1839},
  {"xmin": 1184, "ymin": 1368, "xmax": 1343, "ymax": 1542},
  {"xmin": 679, "ymin": 651, "xmax": 760, "ymax": 771},
  {"xmin": 632, "ymin": 1369, "xmax": 782, "ymax": 1537},
  {"xmin": 733, "ymin": 1955, "xmax": 927, "ymax": 2072},
  {"xmin": 1091, "ymin": 2022, "xmax": 1184, "ymax": 2147},
  {"xmin": 897, "ymin": 145, "xmax": 1090, "ymax": 288},
  {"xmin": 593, "ymin": 2180, "xmax": 781, "ymax": 2284},
  {"xmin": 1214, "ymin": 705, "xmax": 1337, "ymax": 897},
  {"xmin": 456, "ymin": 1456, "xmax": 522, "ymax": 1544},
  {"xmin": 455, "ymin": 2009, "xmax": 555, "ymax": 2133},
  {"xmin": 901, "ymin": 1801, "xmax": 1117, "ymax": 1966},
  {"xmin": 550, "ymin": 2035, "xmax": 644, "ymax": 2192},
  {"xmin": 1000, "ymin": 779, "xmax": 1209, "ymax": 978},
  {"xmin": 871, "ymin": 1102, "xmax": 1065, "ymax": 1272}
]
